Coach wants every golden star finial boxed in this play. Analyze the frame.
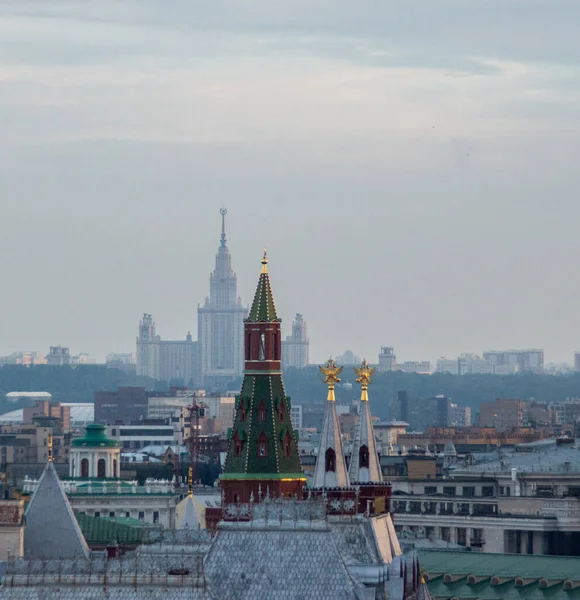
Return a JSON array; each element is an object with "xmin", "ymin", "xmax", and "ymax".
[{"xmin": 261, "ymin": 248, "xmax": 268, "ymax": 274}]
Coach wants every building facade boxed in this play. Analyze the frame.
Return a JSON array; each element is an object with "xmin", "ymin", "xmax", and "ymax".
[
  {"xmin": 483, "ymin": 349, "xmax": 544, "ymax": 374},
  {"xmin": 198, "ymin": 210, "xmax": 248, "ymax": 390},
  {"xmin": 281, "ymin": 313, "xmax": 309, "ymax": 369}
]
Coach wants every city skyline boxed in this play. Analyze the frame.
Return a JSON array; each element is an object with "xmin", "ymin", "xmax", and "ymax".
[{"xmin": 1, "ymin": 1, "xmax": 579, "ymax": 364}]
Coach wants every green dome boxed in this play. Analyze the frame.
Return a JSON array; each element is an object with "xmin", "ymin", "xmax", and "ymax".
[{"xmin": 71, "ymin": 423, "xmax": 120, "ymax": 448}]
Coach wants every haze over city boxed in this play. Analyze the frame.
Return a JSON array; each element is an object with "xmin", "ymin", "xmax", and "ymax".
[{"xmin": 1, "ymin": 1, "xmax": 579, "ymax": 364}]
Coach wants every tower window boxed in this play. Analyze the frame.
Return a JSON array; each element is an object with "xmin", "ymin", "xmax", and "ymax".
[
  {"xmin": 360, "ymin": 445, "xmax": 370, "ymax": 469},
  {"xmin": 278, "ymin": 400, "xmax": 285, "ymax": 422},
  {"xmin": 259, "ymin": 333, "xmax": 266, "ymax": 360},
  {"xmin": 240, "ymin": 402, "xmax": 247, "ymax": 422},
  {"xmin": 258, "ymin": 399, "xmax": 267, "ymax": 422},
  {"xmin": 257, "ymin": 432, "xmax": 269, "ymax": 458},
  {"xmin": 282, "ymin": 431, "xmax": 292, "ymax": 458},
  {"xmin": 233, "ymin": 432, "xmax": 244, "ymax": 457},
  {"xmin": 325, "ymin": 448, "xmax": 336, "ymax": 472}
]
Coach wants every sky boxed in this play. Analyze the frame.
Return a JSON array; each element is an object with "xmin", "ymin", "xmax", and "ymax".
[{"xmin": 1, "ymin": 0, "xmax": 579, "ymax": 365}]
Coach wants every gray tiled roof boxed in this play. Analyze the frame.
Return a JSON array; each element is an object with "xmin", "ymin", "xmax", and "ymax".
[
  {"xmin": 205, "ymin": 524, "xmax": 359, "ymax": 599},
  {"xmin": 23, "ymin": 462, "xmax": 89, "ymax": 560},
  {"xmin": 0, "ymin": 587, "xmax": 214, "ymax": 599}
]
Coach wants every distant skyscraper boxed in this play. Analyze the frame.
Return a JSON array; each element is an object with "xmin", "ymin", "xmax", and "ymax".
[
  {"xmin": 378, "ymin": 346, "xmax": 396, "ymax": 372},
  {"xmin": 282, "ymin": 313, "xmax": 309, "ymax": 369},
  {"xmin": 198, "ymin": 209, "xmax": 248, "ymax": 389},
  {"xmin": 136, "ymin": 313, "xmax": 159, "ymax": 378},
  {"xmin": 47, "ymin": 346, "xmax": 70, "ymax": 366}
]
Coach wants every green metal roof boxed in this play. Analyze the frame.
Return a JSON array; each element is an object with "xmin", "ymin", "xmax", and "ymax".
[
  {"xmin": 419, "ymin": 550, "xmax": 580, "ymax": 600},
  {"xmin": 71, "ymin": 423, "xmax": 120, "ymax": 448},
  {"xmin": 247, "ymin": 271, "xmax": 278, "ymax": 322},
  {"xmin": 76, "ymin": 512, "xmax": 153, "ymax": 545}
]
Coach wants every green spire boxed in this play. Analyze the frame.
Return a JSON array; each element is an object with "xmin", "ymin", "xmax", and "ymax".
[{"xmin": 247, "ymin": 250, "xmax": 279, "ymax": 323}]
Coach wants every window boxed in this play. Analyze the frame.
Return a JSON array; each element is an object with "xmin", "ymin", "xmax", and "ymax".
[
  {"xmin": 257, "ymin": 432, "xmax": 269, "ymax": 458},
  {"xmin": 258, "ymin": 399, "xmax": 267, "ymax": 423},
  {"xmin": 443, "ymin": 486, "xmax": 456, "ymax": 497},
  {"xmin": 109, "ymin": 512, "xmax": 115, "ymax": 518},
  {"xmin": 463, "ymin": 487, "xmax": 476, "ymax": 497},
  {"xmin": 112, "ymin": 429, "xmax": 117, "ymax": 436},
  {"xmin": 97, "ymin": 458, "xmax": 106, "ymax": 478},
  {"xmin": 153, "ymin": 511, "xmax": 159, "ymax": 523},
  {"xmin": 424, "ymin": 486, "xmax": 437, "ymax": 495},
  {"xmin": 359, "ymin": 445, "xmax": 369, "ymax": 469},
  {"xmin": 95, "ymin": 512, "xmax": 100, "ymax": 518},
  {"xmin": 325, "ymin": 448, "xmax": 336, "ymax": 472},
  {"xmin": 113, "ymin": 459, "xmax": 117, "ymax": 479},
  {"xmin": 233, "ymin": 432, "xmax": 244, "ymax": 457},
  {"xmin": 81, "ymin": 458, "xmax": 89, "ymax": 478},
  {"xmin": 278, "ymin": 400, "xmax": 285, "ymax": 422},
  {"xmin": 482, "ymin": 486, "xmax": 494, "ymax": 497},
  {"xmin": 283, "ymin": 432, "xmax": 292, "ymax": 458},
  {"xmin": 138, "ymin": 511, "xmax": 145, "ymax": 520},
  {"xmin": 240, "ymin": 402, "xmax": 247, "ymax": 422},
  {"xmin": 259, "ymin": 333, "xmax": 266, "ymax": 360},
  {"xmin": 125, "ymin": 512, "xmax": 130, "ymax": 518},
  {"xmin": 457, "ymin": 528, "xmax": 467, "ymax": 546},
  {"xmin": 441, "ymin": 527, "xmax": 450, "ymax": 542}
]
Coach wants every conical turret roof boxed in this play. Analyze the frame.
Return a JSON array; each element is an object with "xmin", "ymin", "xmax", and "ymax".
[
  {"xmin": 247, "ymin": 251, "xmax": 279, "ymax": 322},
  {"xmin": 313, "ymin": 359, "xmax": 349, "ymax": 488},
  {"xmin": 24, "ymin": 461, "xmax": 89, "ymax": 559},
  {"xmin": 349, "ymin": 361, "xmax": 382, "ymax": 483}
]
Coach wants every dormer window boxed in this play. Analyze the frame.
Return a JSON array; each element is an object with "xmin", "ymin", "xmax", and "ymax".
[
  {"xmin": 258, "ymin": 399, "xmax": 267, "ymax": 423},
  {"xmin": 360, "ymin": 445, "xmax": 370, "ymax": 468},
  {"xmin": 257, "ymin": 431, "xmax": 269, "ymax": 458},
  {"xmin": 240, "ymin": 401, "xmax": 247, "ymax": 422},
  {"xmin": 325, "ymin": 448, "xmax": 336, "ymax": 472},
  {"xmin": 282, "ymin": 431, "xmax": 292, "ymax": 458},
  {"xmin": 278, "ymin": 399, "xmax": 285, "ymax": 422},
  {"xmin": 233, "ymin": 431, "xmax": 244, "ymax": 457}
]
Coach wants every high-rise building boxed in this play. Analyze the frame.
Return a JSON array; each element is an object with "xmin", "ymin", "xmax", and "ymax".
[
  {"xmin": 483, "ymin": 349, "xmax": 544, "ymax": 374},
  {"xmin": 198, "ymin": 209, "xmax": 248, "ymax": 390},
  {"xmin": 47, "ymin": 346, "xmax": 70, "ymax": 366},
  {"xmin": 378, "ymin": 346, "xmax": 396, "ymax": 372},
  {"xmin": 282, "ymin": 313, "xmax": 309, "ymax": 369},
  {"xmin": 136, "ymin": 314, "xmax": 159, "ymax": 378},
  {"xmin": 398, "ymin": 390, "xmax": 409, "ymax": 424}
]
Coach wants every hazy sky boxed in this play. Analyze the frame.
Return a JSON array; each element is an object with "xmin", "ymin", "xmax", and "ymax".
[{"xmin": 1, "ymin": 1, "xmax": 579, "ymax": 365}]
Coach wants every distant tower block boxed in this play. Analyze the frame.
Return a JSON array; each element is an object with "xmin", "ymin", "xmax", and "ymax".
[
  {"xmin": 282, "ymin": 313, "xmax": 310, "ymax": 369},
  {"xmin": 378, "ymin": 346, "xmax": 396, "ymax": 372}
]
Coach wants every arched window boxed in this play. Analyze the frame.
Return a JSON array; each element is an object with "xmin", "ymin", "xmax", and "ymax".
[
  {"xmin": 97, "ymin": 458, "xmax": 106, "ymax": 478},
  {"xmin": 259, "ymin": 333, "xmax": 266, "ymax": 360},
  {"xmin": 113, "ymin": 459, "xmax": 117, "ymax": 478},
  {"xmin": 258, "ymin": 399, "xmax": 267, "ymax": 423},
  {"xmin": 81, "ymin": 458, "xmax": 89, "ymax": 478},
  {"xmin": 359, "ymin": 445, "xmax": 370, "ymax": 469},
  {"xmin": 325, "ymin": 448, "xmax": 336, "ymax": 472}
]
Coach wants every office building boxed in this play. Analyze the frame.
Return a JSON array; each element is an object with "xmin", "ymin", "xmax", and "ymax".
[
  {"xmin": 479, "ymin": 398, "xmax": 525, "ymax": 431},
  {"xmin": 282, "ymin": 313, "xmax": 309, "ymax": 369},
  {"xmin": 483, "ymin": 349, "xmax": 544, "ymax": 374}
]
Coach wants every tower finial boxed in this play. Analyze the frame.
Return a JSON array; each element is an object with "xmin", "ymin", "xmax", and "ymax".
[
  {"xmin": 220, "ymin": 207, "xmax": 227, "ymax": 248},
  {"xmin": 354, "ymin": 359, "xmax": 375, "ymax": 401},
  {"xmin": 319, "ymin": 358, "xmax": 343, "ymax": 401},
  {"xmin": 261, "ymin": 248, "xmax": 268, "ymax": 274}
]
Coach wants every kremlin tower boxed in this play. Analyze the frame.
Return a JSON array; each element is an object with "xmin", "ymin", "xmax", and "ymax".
[{"xmin": 220, "ymin": 252, "xmax": 305, "ymax": 504}]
